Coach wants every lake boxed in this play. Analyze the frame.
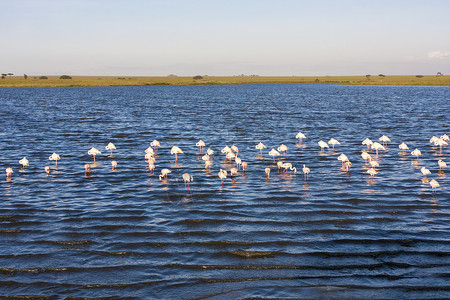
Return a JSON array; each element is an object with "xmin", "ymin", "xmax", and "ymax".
[{"xmin": 0, "ymin": 84, "xmax": 449, "ymax": 299}]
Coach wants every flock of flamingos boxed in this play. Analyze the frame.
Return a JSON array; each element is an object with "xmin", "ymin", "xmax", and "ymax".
[{"xmin": 4, "ymin": 132, "xmax": 448, "ymax": 195}]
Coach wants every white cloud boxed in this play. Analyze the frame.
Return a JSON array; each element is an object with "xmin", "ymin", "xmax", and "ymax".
[{"xmin": 428, "ymin": 50, "xmax": 450, "ymax": 59}]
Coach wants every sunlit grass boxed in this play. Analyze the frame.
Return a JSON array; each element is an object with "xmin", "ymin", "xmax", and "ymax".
[{"xmin": 1, "ymin": 75, "xmax": 449, "ymax": 87}]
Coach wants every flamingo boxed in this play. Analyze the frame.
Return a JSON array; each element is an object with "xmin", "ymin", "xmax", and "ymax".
[
  {"xmin": 438, "ymin": 159, "xmax": 447, "ymax": 170},
  {"xmin": 196, "ymin": 140, "xmax": 206, "ymax": 153},
  {"xmin": 282, "ymin": 162, "xmax": 296, "ymax": 173},
  {"xmin": 337, "ymin": 154, "xmax": 349, "ymax": 167},
  {"xmin": 145, "ymin": 146, "xmax": 154, "ymax": 156},
  {"xmin": 430, "ymin": 136, "xmax": 440, "ymax": 144},
  {"xmin": 242, "ymin": 162, "xmax": 248, "ymax": 173},
  {"xmin": 6, "ymin": 167, "xmax": 13, "ymax": 178},
  {"xmin": 148, "ymin": 162, "xmax": 155, "ymax": 175},
  {"xmin": 88, "ymin": 147, "xmax": 101, "ymax": 162},
  {"xmin": 277, "ymin": 161, "xmax": 284, "ymax": 171},
  {"xmin": 205, "ymin": 160, "xmax": 212, "ymax": 170},
  {"xmin": 49, "ymin": 153, "xmax": 60, "ymax": 168},
  {"xmin": 150, "ymin": 140, "xmax": 160, "ymax": 153},
  {"xmin": 420, "ymin": 167, "xmax": 431, "ymax": 178},
  {"xmin": 345, "ymin": 160, "xmax": 352, "ymax": 172},
  {"xmin": 265, "ymin": 167, "xmax": 270, "ymax": 178},
  {"xmin": 235, "ymin": 157, "xmax": 242, "ymax": 170},
  {"xmin": 367, "ymin": 168, "xmax": 377, "ymax": 177},
  {"xmin": 231, "ymin": 145, "xmax": 239, "ymax": 157},
  {"xmin": 256, "ymin": 142, "xmax": 267, "ymax": 155},
  {"xmin": 434, "ymin": 138, "xmax": 448, "ymax": 152},
  {"xmin": 182, "ymin": 173, "xmax": 193, "ymax": 191},
  {"xmin": 218, "ymin": 169, "xmax": 227, "ymax": 186},
  {"xmin": 371, "ymin": 142, "xmax": 385, "ymax": 156},
  {"xmin": 207, "ymin": 148, "xmax": 214, "ymax": 156},
  {"xmin": 202, "ymin": 154, "xmax": 211, "ymax": 162},
  {"xmin": 362, "ymin": 138, "xmax": 374, "ymax": 150},
  {"xmin": 84, "ymin": 164, "xmax": 90, "ymax": 174},
  {"xmin": 328, "ymin": 138, "xmax": 340, "ymax": 150},
  {"xmin": 226, "ymin": 151, "xmax": 236, "ymax": 161},
  {"xmin": 277, "ymin": 144, "xmax": 288, "ymax": 157},
  {"xmin": 296, "ymin": 132, "xmax": 306, "ymax": 143},
  {"xmin": 429, "ymin": 179, "xmax": 439, "ymax": 194},
  {"xmin": 105, "ymin": 142, "xmax": 116, "ymax": 156},
  {"xmin": 379, "ymin": 135, "xmax": 391, "ymax": 146},
  {"xmin": 230, "ymin": 167, "xmax": 238, "ymax": 178},
  {"xmin": 221, "ymin": 146, "xmax": 232, "ymax": 154},
  {"xmin": 411, "ymin": 148, "xmax": 422, "ymax": 160},
  {"xmin": 45, "ymin": 166, "xmax": 50, "ymax": 176},
  {"xmin": 19, "ymin": 157, "xmax": 29, "ymax": 168},
  {"xmin": 159, "ymin": 168, "xmax": 171, "ymax": 180},
  {"xmin": 302, "ymin": 164, "xmax": 310, "ymax": 180},
  {"xmin": 318, "ymin": 140, "xmax": 329, "ymax": 152},
  {"xmin": 268, "ymin": 149, "xmax": 281, "ymax": 162},
  {"xmin": 369, "ymin": 160, "xmax": 380, "ymax": 168},
  {"xmin": 111, "ymin": 160, "xmax": 117, "ymax": 171},
  {"xmin": 440, "ymin": 134, "xmax": 449, "ymax": 142},
  {"xmin": 170, "ymin": 146, "xmax": 183, "ymax": 163},
  {"xmin": 399, "ymin": 142, "xmax": 409, "ymax": 154},
  {"xmin": 361, "ymin": 151, "xmax": 371, "ymax": 164}
]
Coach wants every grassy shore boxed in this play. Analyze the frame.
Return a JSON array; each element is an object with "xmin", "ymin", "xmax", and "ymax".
[{"xmin": 1, "ymin": 75, "xmax": 449, "ymax": 87}]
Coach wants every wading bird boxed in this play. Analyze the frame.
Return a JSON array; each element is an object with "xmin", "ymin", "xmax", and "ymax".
[
  {"xmin": 218, "ymin": 169, "xmax": 227, "ymax": 186},
  {"xmin": 105, "ymin": 142, "xmax": 116, "ymax": 156},
  {"xmin": 269, "ymin": 149, "xmax": 281, "ymax": 162},
  {"xmin": 429, "ymin": 179, "xmax": 439, "ymax": 194},
  {"xmin": 111, "ymin": 161, "xmax": 117, "ymax": 171},
  {"xmin": 367, "ymin": 168, "xmax": 377, "ymax": 177},
  {"xmin": 196, "ymin": 140, "xmax": 206, "ymax": 153},
  {"xmin": 302, "ymin": 164, "xmax": 310, "ymax": 181},
  {"xmin": 379, "ymin": 135, "xmax": 391, "ymax": 146},
  {"xmin": 277, "ymin": 144, "xmax": 288, "ymax": 157},
  {"xmin": 421, "ymin": 167, "xmax": 431, "ymax": 178},
  {"xmin": 159, "ymin": 168, "xmax": 171, "ymax": 180},
  {"xmin": 170, "ymin": 146, "xmax": 183, "ymax": 163},
  {"xmin": 296, "ymin": 132, "xmax": 306, "ymax": 143},
  {"xmin": 411, "ymin": 148, "xmax": 422, "ymax": 160},
  {"xmin": 328, "ymin": 138, "xmax": 340, "ymax": 150},
  {"xmin": 265, "ymin": 167, "xmax": 271, "ymax": 178},
  {"xmin": 182, "ymin": 173, "xmax": 193, "ymax": 191},
  {"xmin": 438, "ymin": 159, "xmax": 447, "ymax": 170},
  {"xmin": 256, "ymin": 142, "xmax": 267, "ymax": 155},
  {"xmin": 362, "ymin": 138, "xmax": 373, "ymax": 150},
  {"xmin": 49, "ymin": 153, "xmax": 60, "ymax": 168},
  {"xmin": 318, "ymin": 140, "xmax": 329, "ymax": 152},
  {"xmin": 45, "ymin": 166, "xmax": 50, "ymax": 176},
  {"xmin": 5, "ymin": 167, "xmax": 13, "ymax": 178},
  {"xmin": 371, "ymin": 142, "xmax": 385, "ymax": 156},
  {"xmin": 19, "ymin": 157, "xmax": 29, "ymax": 168},
  {"xmin": 88, "ymin": 147, "xmax": 101, "ymax": 162}
]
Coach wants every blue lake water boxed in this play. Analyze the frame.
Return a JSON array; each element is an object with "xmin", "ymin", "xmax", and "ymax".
[{"xmin": 0, "ymin": 83, "xmax": 449, "ymax": 299}]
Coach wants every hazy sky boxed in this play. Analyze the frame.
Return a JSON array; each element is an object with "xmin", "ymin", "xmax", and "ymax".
[{"xmin": 2, "ymin": 0, "xmax": 450, "ymax": 76}]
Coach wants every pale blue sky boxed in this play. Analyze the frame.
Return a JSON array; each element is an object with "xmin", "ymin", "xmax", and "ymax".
[{"xmin": 2, "ymin": 0, "xmax": 450, "ymax": 76}]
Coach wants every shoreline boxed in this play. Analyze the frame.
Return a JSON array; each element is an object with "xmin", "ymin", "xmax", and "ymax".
[{"xmin": 0, "ymin": 75, "xmax": 449, "ymax": 87}]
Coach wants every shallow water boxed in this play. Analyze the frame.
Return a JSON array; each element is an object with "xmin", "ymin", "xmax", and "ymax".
[{"xmin": 0, "ymin": 84, "xmax": 449, "ymax": 299}]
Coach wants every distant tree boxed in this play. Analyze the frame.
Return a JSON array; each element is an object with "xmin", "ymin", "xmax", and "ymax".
[
  {"xmin": 437, "ymin": 72, "xmax": 443, "ymax": 76},
  {"xmin": 39, "ymin": 76, "xmax": 48, "ymax": 79},
  {"xmin": 193, "ymin": 75, "xmax": 203, "ymax": 80},
  {"xmin": 416, "ymin": 75, "xmax": 424, "ymax": 78},
  {"xmin": 167, "ymin": 74, "xmax": 178, "ymax": 77},
  {"xmin": 366, "ymin": 74, "xmax": 371, "ymax": 80},
  {"xmin": 7, "ymin": 73, "xmax": 13, "ymax": 78},
  {"xmin": 378, "ymin": 74, "xmax": 385, "ymax": 77},
  {"xmin": 1, "ymin": 74, "xmax": 6, "ymax": 79},
  {"xmin": 314, "ymin": 78, "xmax": 320, "ymax": 83},
  {"xmin": 24, "ymin": 74, "xmax": 28, "ymax": 79},
  {"xmin": 59, "ymin": 75, "xmax": 72, "ymax": 79}
]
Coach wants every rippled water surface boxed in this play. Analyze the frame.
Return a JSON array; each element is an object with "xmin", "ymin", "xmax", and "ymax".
[{"xmin": 0, "ymin": 84, "xmax": 449, "ymax": 299}]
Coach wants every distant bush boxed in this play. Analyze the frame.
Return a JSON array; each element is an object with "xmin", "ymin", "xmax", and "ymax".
[
  {"xmin": 378, "ymin": 74, "xmax": 385, "ymax": 77},
  {"xmin": 59, "ymin": 75, "xmax": 72, "ymax": 79},
  {"xmin": 39, "ymin": 76, "xmax": 48, "ymax": 79},
  {"xmin": 416, "ymin": 75, "xmax": 424, "ymax": 78},
  {"xmin": 193, "ymin": 75, "xmax": 203, "ymax": 80}
]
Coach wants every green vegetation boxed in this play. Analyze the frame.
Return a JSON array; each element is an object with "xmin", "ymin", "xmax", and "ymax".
[
  {"xmin": 0, "ymin": 75, "xmax": 449, "ymax": 87},
  {"xmin": 59, "ymin": 75, "xmax": 72, "ymax": 79}
]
